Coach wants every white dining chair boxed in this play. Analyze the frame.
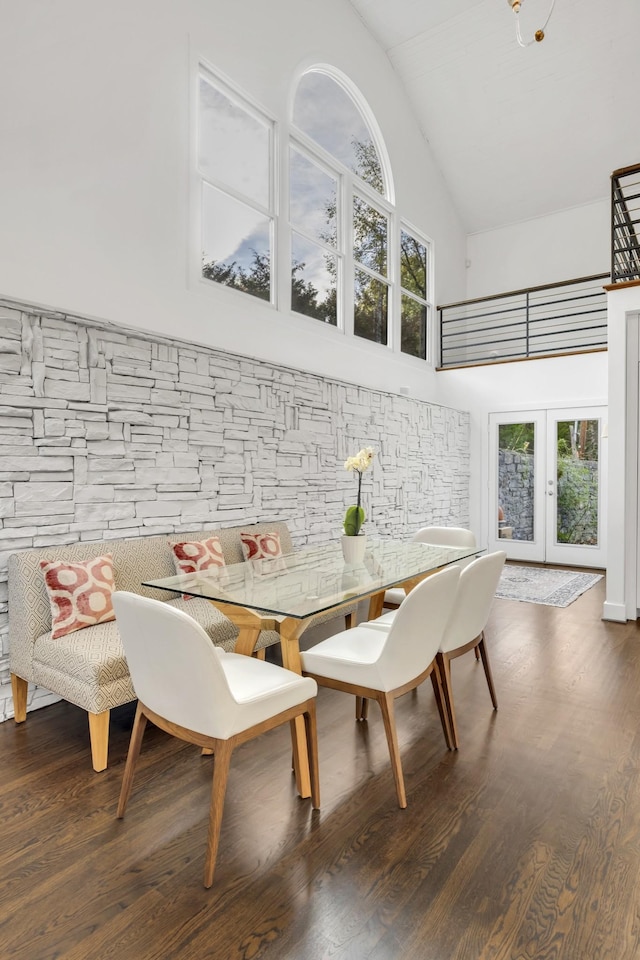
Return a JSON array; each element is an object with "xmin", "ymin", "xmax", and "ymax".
[
  {"xmin": 112, "ymin": 591, "xmax": 320, "ymax": 888},
  {"xmin": 300, "ymin": 566, "xmax": 460, "ymax": 809},
  {"xmin": 382, "ymin": 526, "xmax": 477, "ymax": 610},
  {"xmin": 436, "ymin": 551, "xmax": 506, "ymax": 749}
]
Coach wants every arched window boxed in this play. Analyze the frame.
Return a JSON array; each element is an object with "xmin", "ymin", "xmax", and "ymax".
[
  {"xmin": 195, "ymin": 62, "xmax": 432, "ymax": 361},
  {"xmin": 290, "ymin": 67, "xmax": 431, "ymax": 358}
]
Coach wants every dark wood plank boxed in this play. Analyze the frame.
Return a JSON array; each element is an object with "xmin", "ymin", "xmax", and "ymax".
[{"xmin": 2, "ymin": 577, "xmax": 640, "ymax": 959}]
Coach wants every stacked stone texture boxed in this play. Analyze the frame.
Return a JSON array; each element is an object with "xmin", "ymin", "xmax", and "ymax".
[
  {"xmin": 0, "ymin": 298, "xmax": 470, "ymax": 719},
  {"xmin": 498, "ymin": 449, "xmax": 535, "ymax": 540}
]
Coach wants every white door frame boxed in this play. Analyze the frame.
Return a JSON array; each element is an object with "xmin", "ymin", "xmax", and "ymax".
[
  {"xmin": 488, "ymin": 409, "xmax": 546, "ymax": 563},
  {"xmin": 544, "ymin": 406, "xmax": 607, "ymax": 568},
  {"xmin": 488, "ymin": 404, "xmax": 607, "ymax": 568}
]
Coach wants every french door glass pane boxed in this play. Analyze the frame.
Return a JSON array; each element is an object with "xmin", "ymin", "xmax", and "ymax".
[
  {"xmin": 555, "ymin": 418, "xmax": 599, "ymax": 546},
  {"xmin": 498, "ymin": 422, "xmax": 535, "ymax": 542}
]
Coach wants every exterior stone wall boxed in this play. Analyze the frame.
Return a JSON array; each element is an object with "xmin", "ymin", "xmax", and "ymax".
[
  {"xmin": 498, "ymin": 449, "xmax": 534, "ymax": 541},
  {"xmin": 498, "ymin": 450, "xmax": 599, "ymax": 545},
  {"xmin": 557, "ymin": 458, "xmax": 599, "ymax": 545},
  {"xmin": 0, "ymin": 297, "xmax": 470, "ymax": 720}
]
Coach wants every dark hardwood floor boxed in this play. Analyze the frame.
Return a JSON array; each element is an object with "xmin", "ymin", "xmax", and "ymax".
[{"xmin": 3, "ymin": 576, "xmax": 640, "ymax": 959}]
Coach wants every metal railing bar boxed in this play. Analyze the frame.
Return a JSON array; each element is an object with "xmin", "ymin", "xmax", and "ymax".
[
  {"xmin": 441, "ymin": 305, "xmax": 606, "ymax": 339},
  {"xmin": 613, "ymin": 191, "xmax": 640, "ymax": 205},
  {"xmin": 527, "ymin": 323, "xmax": 608, "ymax": 341},
  {"xmin": 437, "ymin": 272, "xmax": 609, "ymax": 312},
  {"xmin": 444, "ymin": 321, "xmax": 608, "ymax": 353},
  {"xmin": 440, "ymin": 291, "xmax": 604, "ymax": 327},
  {"xmin": 528, "ymin": 341, "xmax": 606, "ymax": 355},
  {"xmin": 525, "ymin": 290, "xmax": 606, "ymax": 309},
  {"xmin": 441, "ymin": 304, "xmax": 528, "ymax": 326},
  {"xmin": 612, "ymin": 241, "xmax": 640, "ymax": 253}
]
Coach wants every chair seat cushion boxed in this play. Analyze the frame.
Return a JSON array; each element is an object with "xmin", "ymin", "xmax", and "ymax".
[
  {"xmin": 218, "ymin": 651, "xmax": 317, "ymax": 736},
  {"xmin": 301, "ymin": 625, "xmax": 389, "ymax": 688},
  {"xmin": 33, "ymin": 619, "xmax": 135, "ymax": 713},
  {"xmin": 34, "ymin": 619, "xmax": 129, "ymax": 686},
  {"xmin": 383, "ymin": 587, "xmax": 406, "ymax": 607}
]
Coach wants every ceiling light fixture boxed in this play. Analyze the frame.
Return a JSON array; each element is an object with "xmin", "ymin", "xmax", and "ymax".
[{"xmin": 507, "ymin": 0, "xmax": 556, "ymax": 46}]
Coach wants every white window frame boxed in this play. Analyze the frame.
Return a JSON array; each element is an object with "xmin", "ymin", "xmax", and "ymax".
[
  {"xmin": 195, "ymin": 61, "xmax": 278, "ymax": 306},
  {"xmin": 190, "ymin": 59, "xmax": 436, "ymax": 365},
  {"xmin": 398, "ymin": 219, "xmax": 435, "ymax": 363}
]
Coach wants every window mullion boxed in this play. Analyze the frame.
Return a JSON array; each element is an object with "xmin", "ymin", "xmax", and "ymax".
[
  {"xmin": 389, "ymin": 211, "xmax": 400, "ymax": 353},
  {"xmin": 342, "ymin": 174, "xmax": 353, "ymax": 337}
]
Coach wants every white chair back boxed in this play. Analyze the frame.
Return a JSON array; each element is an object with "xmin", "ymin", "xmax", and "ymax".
[
  {"xmin": 412, "ymin": 526, "xmax": 476, "ymax": 549},
  {"xmin": 412, "ymin": 526, "xmax": 477, "ymax": 570},
  {"xmin": 376, "ymin": 566, "xmax": 460, "ymax": 689},
  {"xmin": 112, "ymin": 591, "xmax": 237, "ymax": 738},
  {"xmin": 440, "ymin": 551, "xmax": 506, "ymax": 654}
]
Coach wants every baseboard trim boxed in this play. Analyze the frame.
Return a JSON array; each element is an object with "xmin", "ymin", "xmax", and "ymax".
[{"xmin": 602, "ymin": 601, "xmax": 629, "ymax": 622}]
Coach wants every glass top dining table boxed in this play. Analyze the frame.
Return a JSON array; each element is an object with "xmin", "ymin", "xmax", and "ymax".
[
  {"xmin": 142, "ymin": 538, "xmax": 480, "ymax": 799},
  {"xmin": 142, "ymin": 539, "xmax": 479, "ymax": 623}
]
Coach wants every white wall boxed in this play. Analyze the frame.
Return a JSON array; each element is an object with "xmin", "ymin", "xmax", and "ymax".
[
  {"xmin": 445, "ymin": 198, "xmax": 610, "ymax": 566},
  {"xmin": 0, "ymin": 0, "xmax": 466, "ymax": 406},
  {"xmin": 437, "ymin": 352, "xmax": 608, "ymax": 552},
  {"xmin": 604, "ymin": 287, "xmax": 640, "ymax": 621},
  {"xmin": 465, "ymin": 199, "xmax": 610, "ymax": 299}
]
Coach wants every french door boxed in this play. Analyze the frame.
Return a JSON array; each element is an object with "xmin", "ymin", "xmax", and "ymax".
[{"xmin": 488, "ymin": 406, "xmax": 607, "ymax": 568}]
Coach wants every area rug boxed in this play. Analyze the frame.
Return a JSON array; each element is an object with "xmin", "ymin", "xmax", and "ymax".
[{"xmin": 495, "ymin": 564, "xmax": 603, "ymax": 607}]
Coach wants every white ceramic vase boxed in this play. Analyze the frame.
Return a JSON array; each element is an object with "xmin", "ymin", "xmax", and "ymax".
[{"xmin": 341, "ymin": 533, "xmax": 367, "ymax": 565}]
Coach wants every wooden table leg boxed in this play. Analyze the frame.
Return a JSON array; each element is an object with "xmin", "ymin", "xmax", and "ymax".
[
  {"xmin": 278, "ymin": 618, "xmax": 312, "ymax": 799},
  {"xmin": 233, "ymin": 626, "xmax": 262, "ymax": 657},
  {"xmin": 367, "ymin": 590, "xmax": 386, "ymax": 621}
]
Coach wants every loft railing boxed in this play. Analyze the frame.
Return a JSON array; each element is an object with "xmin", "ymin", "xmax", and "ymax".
[
  {"xmin": 611, "ymin": 163, "xmax": 640, "ymax": 283},
  {"xmin": 438, "ymin": 273, "xmax": 609, "ymax": 369}
]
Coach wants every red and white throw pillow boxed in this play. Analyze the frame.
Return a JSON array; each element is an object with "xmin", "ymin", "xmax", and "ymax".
[
  {"xmin": 171, "ymin": 537, "xmax": 225, "ymax": 575},
  {"xmin": 40, "ymin": 555, "xmax": 116, "ymax": 640},
  {"xmin": 171, "ymin": 537, "xmax": 226, "ymax": 599},
  {"xmin": 239, "ymin": 530, "xmax": 283, "ymax": 562}
]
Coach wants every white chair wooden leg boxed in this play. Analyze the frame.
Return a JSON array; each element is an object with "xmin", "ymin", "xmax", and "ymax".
[
  {"xmin": 117, "ymin": 703, "xmax": 148, "ymax": 818},
  {"xmin": 438, "ymin": 652, "xmax": 459, "ymax": 750},
  {"xmin": 204, "ymin": 739, "xmax": 234, "ymax": 889},
  {"xmin": 303, "ymin": 702, "xmax": 321, "ymax": 810},
  {"xmin": 430, "ymin": 663, "xmax": 453, "ymax": 750},
  {"xmin": 478, "ymin": 635, "xmax": 498, "ymax": 709},
  {"xmin": 377, "ymin": 692, "xmax": 407, "ymax": 809}
]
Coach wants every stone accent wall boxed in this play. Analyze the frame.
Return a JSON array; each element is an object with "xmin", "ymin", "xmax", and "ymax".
[{"xmin": 0, "ymin": 296, "xmax": 470, "ymax": 720}]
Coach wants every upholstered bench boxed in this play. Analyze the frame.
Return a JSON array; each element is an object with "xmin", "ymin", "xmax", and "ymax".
[{"xmin": 8, "ymin": 521, "xmax": 356, "ymax": 772}]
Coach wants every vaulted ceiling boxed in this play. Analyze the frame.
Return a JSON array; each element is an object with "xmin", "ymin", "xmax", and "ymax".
[{"xmin": 349, "ymin": 0, "xmax": 640, "ymax": 234}]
